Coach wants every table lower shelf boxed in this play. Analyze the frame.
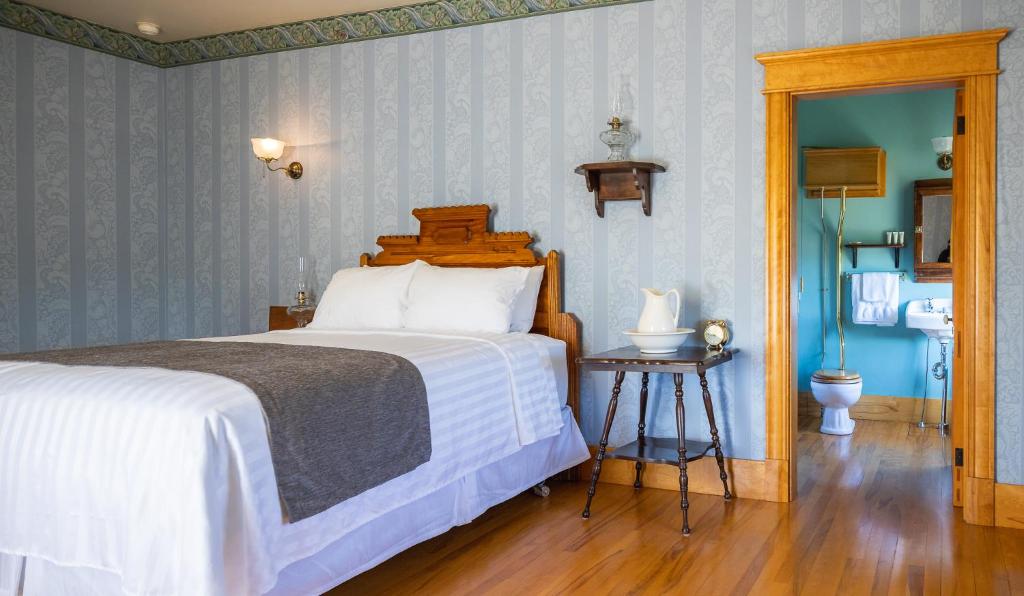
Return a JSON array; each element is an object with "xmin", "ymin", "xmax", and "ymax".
[{"xmin": 606, "ymin": 436, "xmax": 714, "ymax": 465}]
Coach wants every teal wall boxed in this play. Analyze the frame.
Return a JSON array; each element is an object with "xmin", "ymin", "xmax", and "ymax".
[{"xmin": 796, "ymin": 89, "xmax": 954, "ymax": 398}]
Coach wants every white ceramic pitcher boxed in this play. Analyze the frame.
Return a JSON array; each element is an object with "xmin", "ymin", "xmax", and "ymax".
[{"xmin": 638, "ymin": 288, "xmax": 681, "ymax": 333}]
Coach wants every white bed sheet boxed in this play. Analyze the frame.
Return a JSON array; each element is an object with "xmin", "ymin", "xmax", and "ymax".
[
  {"xmin": 5, "ymin": 407, "xmax": 587, "ymax": 596},
  {"xmin": 0, "ymin": 329, "xmax": 574, "ymax": 596}
]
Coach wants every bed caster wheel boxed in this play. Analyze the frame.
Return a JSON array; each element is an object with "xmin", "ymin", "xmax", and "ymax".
[{"xmin": 532, "ymin": 482, "xmax": 551, "ymax": 498}]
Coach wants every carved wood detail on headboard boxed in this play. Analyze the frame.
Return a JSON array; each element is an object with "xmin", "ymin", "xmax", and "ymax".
[
  {"xmin": 362, "ymin": 205, "xmax": 539, "ymax": 267},
  {"xmin": 361, "ymin": 205, "xmax": 581, "ymax": 476}
]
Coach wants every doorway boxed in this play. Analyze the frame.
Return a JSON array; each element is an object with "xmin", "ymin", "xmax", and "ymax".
[
  {"xmin": 794, "ymin": 86, "xmax": 958, "ymax": 508},
  {"xmin": 755, "ymin": 29, "xmax": 1008, "ymax": 525}
]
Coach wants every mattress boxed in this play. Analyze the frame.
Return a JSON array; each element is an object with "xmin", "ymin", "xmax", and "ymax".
[
  {"xmin": 4, "ymin": 407, "xmax": 588, "ymax": 596},
  {"xmin": 0, "ymin": 329, "xmax": 577, "ymax": 596},
  {"xmin": 205, "ymin": 328, "xmax": 570, "ymax": 408}
]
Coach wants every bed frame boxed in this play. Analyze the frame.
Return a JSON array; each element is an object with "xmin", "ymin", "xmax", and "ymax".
[
  {"xmin": 268, "ymin": 205, "xmax": 583, "ymax": 477},
  {"xmin": 360, "ymin": 205, "xmax": 582, "ymax": 461}
]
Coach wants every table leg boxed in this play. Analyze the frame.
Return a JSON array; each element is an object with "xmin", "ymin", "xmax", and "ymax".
[
  {"xmin": 699, "ymin": 371, "xmax": 732, "ymax": 501},
  {"xmin": 673, "ymin": 372, "xmax": 690, "ymax": 535},
  {"xmin": 583, "ymin": 370, "xmax": 626, "ymax": 519},
  {"xmin": 634, "ymin": 372, "xmax": 650, "ymax": 489}
]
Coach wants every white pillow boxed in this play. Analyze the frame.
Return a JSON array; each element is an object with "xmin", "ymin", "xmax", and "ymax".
[
  {"xmin": 509, "ymin": 265, "xmax": 545, "ymax": 332},
  {"xmin": 307, "ymin": 260, "xmax": 422, "ymax": 330},
  {"xmin": 403, "ymin": 264, "xmax": 530, "ymax": 334}
]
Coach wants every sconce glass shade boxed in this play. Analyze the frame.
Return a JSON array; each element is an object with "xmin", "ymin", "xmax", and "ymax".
[
  {"xmin": 931, "ymin": 136, "xmax": 953, "ymax": 155},
  {"xmin": 931, "ymin": 136, "xmax": 953, "ymax": 171},
  {"xmin": 251, "ymin": 137, "xmax": 286, "ymax": 161}
]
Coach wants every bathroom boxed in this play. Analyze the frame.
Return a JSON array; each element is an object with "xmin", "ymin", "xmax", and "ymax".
[{"xmin": 796, "ymin": 88, "xmax": 955, "ymax": 458}]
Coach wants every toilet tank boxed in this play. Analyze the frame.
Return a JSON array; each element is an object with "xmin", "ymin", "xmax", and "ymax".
[{"xmin": 803, "ymin": 147, "xmax": 887, "ymax": 198}]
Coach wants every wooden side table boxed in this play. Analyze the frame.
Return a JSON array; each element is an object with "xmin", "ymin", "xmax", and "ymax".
[
  {"xmin": 268, "ymin": 305, "xmax": 316, "ymax": 330},
  {"xmin": 578, "ymin": 346, "xmax": 736, "ymax": 535}
]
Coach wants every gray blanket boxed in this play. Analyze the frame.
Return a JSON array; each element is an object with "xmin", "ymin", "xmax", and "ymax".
[{"xmin": 1, "ymin": 340, "xmax": 431, "ymax": 522}]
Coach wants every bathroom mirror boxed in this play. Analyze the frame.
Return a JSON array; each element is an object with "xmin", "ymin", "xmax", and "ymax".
[{"xmin": 914, "ymin": 178, "xmax": 953, "ymax": 283}]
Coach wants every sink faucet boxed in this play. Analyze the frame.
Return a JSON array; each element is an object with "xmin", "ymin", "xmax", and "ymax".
[{"xmin": 926, "ymin": 298, "xmax": 934, "ymax": 312}]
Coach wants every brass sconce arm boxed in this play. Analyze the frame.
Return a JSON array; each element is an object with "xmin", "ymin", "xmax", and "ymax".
[{"xmin": 258, "ymin": 157, "xmax": 304, "ymax": 180}]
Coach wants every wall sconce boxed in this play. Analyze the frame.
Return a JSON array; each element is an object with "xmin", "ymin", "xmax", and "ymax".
[
  {"xmin": 931, "ymin": 136, "xmax": 953, "ymax": 171},
  {"xmin": 250, "ymin": 137, "xmax": 303, "ymax": 179}
]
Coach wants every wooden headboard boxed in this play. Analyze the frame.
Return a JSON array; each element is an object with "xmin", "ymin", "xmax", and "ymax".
[{"xmin": 361, "ymin": 205, "xmax": 582, "ymax": 443}]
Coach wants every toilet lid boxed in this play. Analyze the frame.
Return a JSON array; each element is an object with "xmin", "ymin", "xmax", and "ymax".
[{"xmin": 812, "ymin": 368, "xmax": 862, "ymax": 384}]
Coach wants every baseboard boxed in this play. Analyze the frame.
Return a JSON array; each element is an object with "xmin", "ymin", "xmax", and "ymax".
[
  {"xmin": 798, "ymin": 391, "xmax": 952, "ymax": 424},
  {"xmin": 584, "ymin": 446, "xmax": 786, "ymax": 502},
  {"xmin": 994, "ymin": 482, "xmax": 1024, "ymax": 528}
]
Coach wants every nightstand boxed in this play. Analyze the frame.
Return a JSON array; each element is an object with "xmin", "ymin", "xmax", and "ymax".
[
  {"xmin": 578, "ymin": 346, "xmax": 736, "ymax": 535},
  {"xmin": 268, "ymin": 305, "xmax": 316, "ymax": 330}
]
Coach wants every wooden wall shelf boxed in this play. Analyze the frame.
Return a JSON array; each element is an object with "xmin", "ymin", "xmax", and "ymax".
[
  {"xmin": 844, "ymin": 242, "xmax": 904, "ymax": 269},
  {"xmin": 575, "ymin": 161, "xmax": 665, "ymax": 217}
]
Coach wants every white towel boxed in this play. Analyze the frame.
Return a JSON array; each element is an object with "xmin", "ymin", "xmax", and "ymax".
[{"xmin": 851, "ymin": 272, "xmax": 899, "ymax": 326}]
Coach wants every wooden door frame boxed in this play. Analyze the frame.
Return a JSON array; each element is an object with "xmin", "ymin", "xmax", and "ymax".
[{"xmin": 755, "ymin": 29, "xmax": 1008, "ymax": 524}]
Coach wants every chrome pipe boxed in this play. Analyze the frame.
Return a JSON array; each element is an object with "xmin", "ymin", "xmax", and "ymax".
[
  {"xmin": 937, "ymin": 341, "xmax": 950, "ymax": 434},
  {"xmin": 918, "ymin": 338, "xmax": 931, "ymax": 428}
]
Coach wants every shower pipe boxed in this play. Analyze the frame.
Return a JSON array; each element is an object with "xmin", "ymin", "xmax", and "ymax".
[
  {"xmin": 819, "ymin": 187, "xmax": 828, "ymax": 369},
  {"xmin": 836, "ymin": 186, "xmax": 849, "ymax": 371}
]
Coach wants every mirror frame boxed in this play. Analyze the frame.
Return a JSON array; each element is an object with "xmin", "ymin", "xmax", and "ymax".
[{"xmin": 914, "ymin": 178, "xmax": 953, "ymax": 283}]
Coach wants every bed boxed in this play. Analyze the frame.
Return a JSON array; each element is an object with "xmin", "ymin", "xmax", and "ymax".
[{"xmin": 0, "ymin": 205, "xmax": 587, "ymax": 596}]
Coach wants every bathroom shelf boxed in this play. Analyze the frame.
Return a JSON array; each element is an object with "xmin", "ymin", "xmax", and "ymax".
[{"xmin": 844, "ymin": 242, "xmax": 905, "ymax": 269}]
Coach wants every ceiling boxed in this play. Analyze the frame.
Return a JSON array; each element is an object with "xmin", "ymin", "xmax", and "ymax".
[{"xmin": 28, "ymin": 0, "xmax": 422, "ymax": 41}]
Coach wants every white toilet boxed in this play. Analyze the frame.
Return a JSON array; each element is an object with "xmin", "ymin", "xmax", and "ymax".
[{"xmin": 810, "ymin": 368, "xmax": 863, "ymax": 435}]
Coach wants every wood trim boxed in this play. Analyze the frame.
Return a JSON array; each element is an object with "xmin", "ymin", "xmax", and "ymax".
[
  {"xmin": 961, "ymin": 74, "xmax": 998, "ymax": 525},
  {"xmin": 756, "ymin": 29, "xmax": 1008, "ymax": 94},
  {"xmin": 756, "ymin": 30, "xmax": 1007, "ymax": 521},
  {"xmin": 764, "ymin": 91, "xmax": 797, "ymax": 502},
  {"xmin": 995, "ymin": 482, "xmax": 1024, "ymax": 529},
  {"xmin": 952, "ymin": 88, "xmax": 967, "ymax": 509},
  {"xmin": 966, "ymin": 476, "xmax": 996, "ymax": 524},
  {"xmin": 798, "ymin": 392, "xmax": 952, "ymax": 424},
  {"xmin": 361, "ymin": 205, "xmax": 583, "ymax": 480},
  {"xmin": 763, "ymin": 458, "xmax": 790, "ymax": 502},
  {"xmin": 584, "ymin": 446, "xmax": 785, "ymax": 502}
]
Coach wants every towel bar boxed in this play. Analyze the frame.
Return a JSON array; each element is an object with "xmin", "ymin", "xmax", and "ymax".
[{"xmin": 843, "ymin": 272, "xmax": 907, "ymax": 281}]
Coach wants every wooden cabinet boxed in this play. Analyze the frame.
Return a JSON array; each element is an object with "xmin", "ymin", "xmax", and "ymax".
[{"xmin": 803, "ymin": 147, "xmax": 886, "ymax": 198}]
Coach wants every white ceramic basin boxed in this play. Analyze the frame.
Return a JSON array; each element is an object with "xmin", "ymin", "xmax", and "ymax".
[
  {"xmin": 623, "ymin": 328, "xmax": 695, "ymax": 353},
  {"xmin": 906, "ymin": 298, "xmax": 953, "ymax": 340}
]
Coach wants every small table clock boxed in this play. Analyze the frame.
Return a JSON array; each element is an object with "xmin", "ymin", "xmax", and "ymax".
[{"xmin": 703, "ymin": 320, "xmax": 730, "ymax": 351}]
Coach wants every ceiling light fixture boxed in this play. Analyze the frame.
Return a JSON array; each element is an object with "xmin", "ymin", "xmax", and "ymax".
[{"xmin": 136, "ymin": 21, "xmax": 161, "ymax": 36}]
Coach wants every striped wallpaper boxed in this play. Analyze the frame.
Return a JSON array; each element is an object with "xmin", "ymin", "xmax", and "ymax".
[
  {"xmin": 0, "ymin": 0, "xmax": 1023, "ymax": 477},
  {"xmin": 0, "ymin": 31, "xmax": 164, "ymax": 350}
]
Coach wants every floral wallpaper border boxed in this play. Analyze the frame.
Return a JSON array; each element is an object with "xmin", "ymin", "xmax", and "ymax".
[{"xmin": 0, "ymin": 0, "xmax": 649, "ymax": 68}]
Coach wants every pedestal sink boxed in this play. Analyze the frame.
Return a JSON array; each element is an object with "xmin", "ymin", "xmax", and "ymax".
[
  {"xmin": 906, "ymin": 298, "xmax": 953, "ymax": 340},
  {"xmin": 907, "ymin": 298, "xmax": 952, "ymax": 433}
]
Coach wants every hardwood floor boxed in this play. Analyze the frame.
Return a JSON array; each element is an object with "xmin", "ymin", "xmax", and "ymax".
[{"xmin": 331, "ymin": 419, "xmax": 1024, "ymax": 595}]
